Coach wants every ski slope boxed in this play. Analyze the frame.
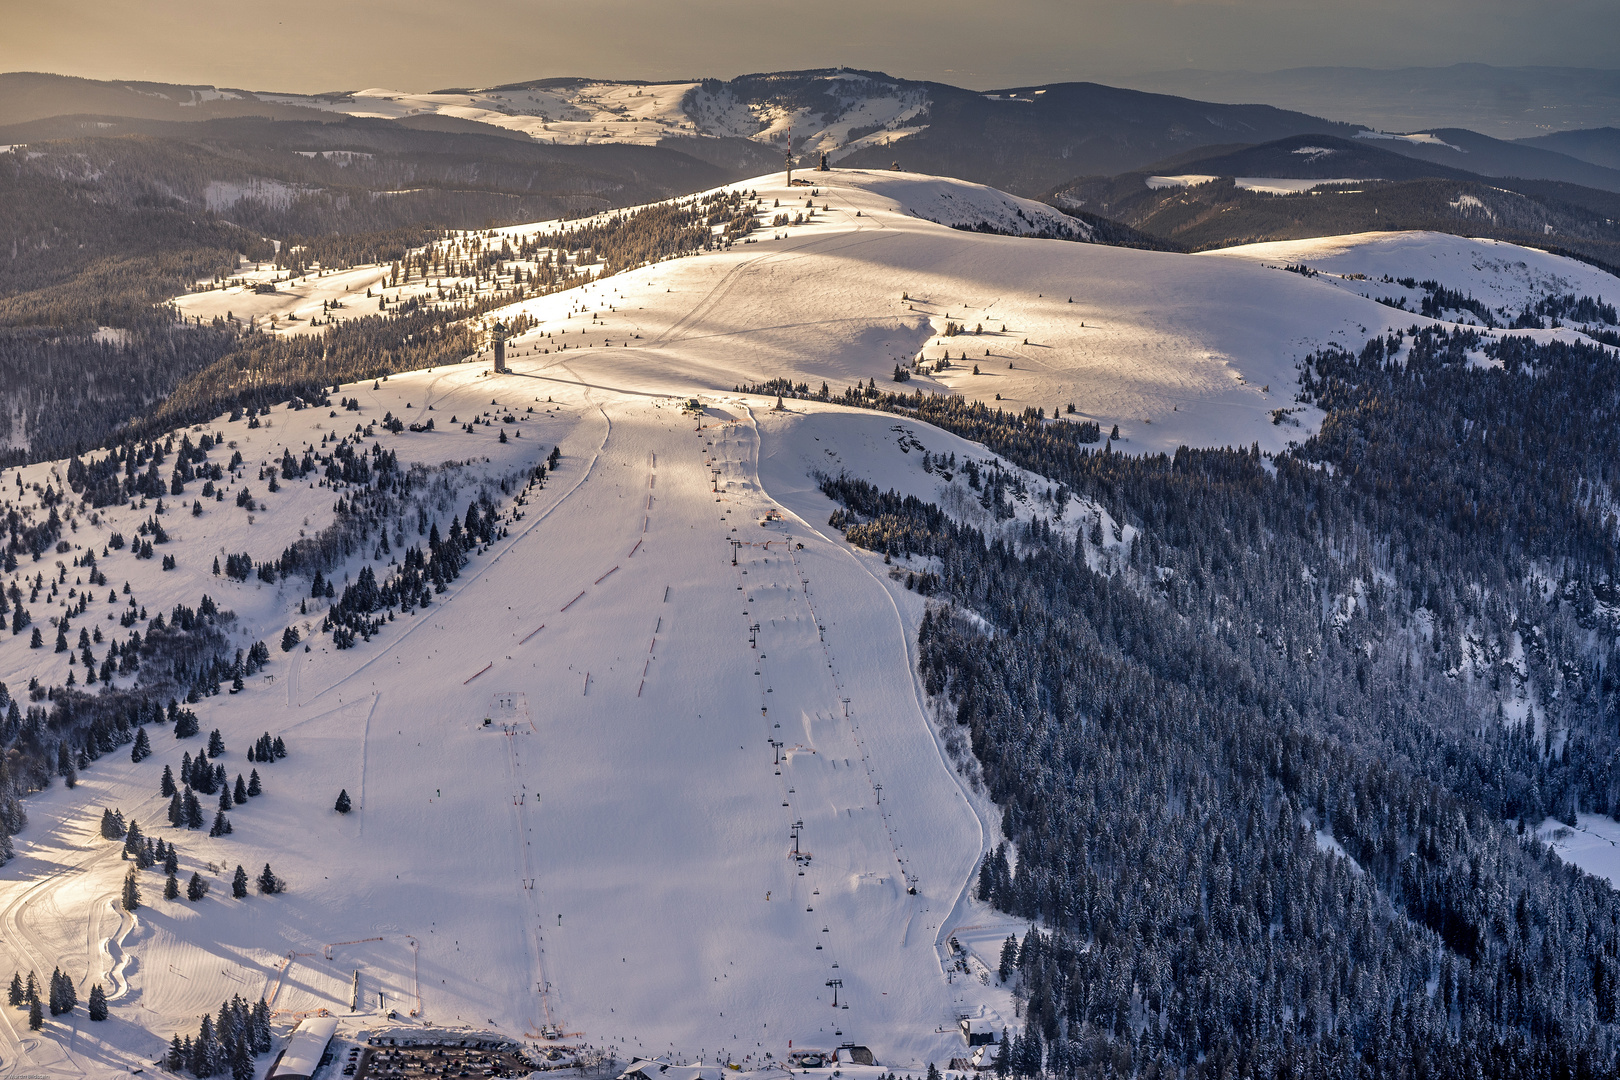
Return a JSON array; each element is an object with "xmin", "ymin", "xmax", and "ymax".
[
  {"xmin": 11, "ymin": 164, "xmax": 1620, "ymax": 1077},
  {"xmin": 384, "ymin": 168, "xmax": 1425, "ymax": 458},
  {"xmin": 0, "ymin": 356, "xmax": 1046, "ymax": 1076}
]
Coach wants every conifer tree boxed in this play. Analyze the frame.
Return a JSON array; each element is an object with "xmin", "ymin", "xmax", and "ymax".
[
  {"xmin": 164, "ymin": 871, "xmax": 180, "ymax": 900},
  {"xmin": 993, "ymin": 1030, "xmax": 1010, "ymax": 1078},
  {"xmin": 164, "ymin": 845, "xmax": 179, "ymax": 876},
  {"xmin": 247, "ymin": 770, "xmax": 261, "ymax": 797},
  {"xmin": 184, "ymin": 787, "xmax": 204, "ymax": 829},
  {"xmin": 131, "ymin": 726, "xmax": 151, "ymax": 762},
  {"xmin": 161, "ymin": 763, "xmax": 176, "ymax": 797},
  {"xmin": 207, "ymin": 729, "xmax": 225, "ymax": 756},
  {"xmin": 99, "ymin": 807, "xmax": 124, "ymax": 840},
  {"xmin": 209, "ymin": 810, "xmax": 232, "ymax": 837},
  {"xmin": 334, "ymin": 789, "xmax": 351, "ymax": 814},
  {"xmin": 27, "ymin": 995, "xmax": 41, "ymax": 1030},
  {"xmin": 230, "ymin": 1035, "xmax": 254, "ymax": 1080},
  {"xmin": 173, "ymin": 708, "xmax": 199, "ymax": 739},
  {"xmin": 232, "ymin": 865, "xmax": 248, "ymax": 898},
  {"xmin": 250, "ymin": 997, "xmax": 271, "ymax": 1052},
  {"xmin": 121, "ymin": 870, "xmax": 140, "ymax": 911},
  {"xmin": 167, "ymin": 1035, "xmax": 186, "ymax": 1071},
  {"xmin": 257, "ymin": 864, "xmax": 280, "ymax": 894},
  {"xmin": 167, "ymin": 791, "xmax": 183, "ymax": 827},
  {"xmin": 998, "ymin": 935, "xmax": 1018, "ymax": 983},
  {"xmin": 234, "ymin": 775, "xmax": 248, "ymax": 803},
  {"xmin": 187, "ymin": 872, "xmax": 208, "ymax": 901},
  {"xmin": 122, "ymin": 819, "xmax": 145, "ymax": 860},
  {"xmin": 87, "ymin": 982, "xmax": 107, "ymax": 1021},
  {"xmin": 219, "ymin": 786, "xmax": 232, "ymax": 812},
  {"xmin": 51, "ymin": 967, "xmax": 76, "ymax": 1014},
  {"xmin": 192, "ymin": 1015, "xmax": 216, "ymax": 1077},
  {"xmin": 6, "ymin": 971, "xmax": 20, "ymax": 1007}
]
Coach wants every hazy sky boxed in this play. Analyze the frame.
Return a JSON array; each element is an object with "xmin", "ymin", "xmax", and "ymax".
[{"xmin": 3, "ymin": 0, "xmax": 1617, "ymax": 91}]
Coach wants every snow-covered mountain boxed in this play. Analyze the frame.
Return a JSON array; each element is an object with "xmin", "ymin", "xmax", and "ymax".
[
  {"xmin": 3, "ymin": 162, "xmax": 1617, "ymax": 1079},
  {"xmin": 0, "ymin": 70, "xmax": 1362, "ymax": 198}
]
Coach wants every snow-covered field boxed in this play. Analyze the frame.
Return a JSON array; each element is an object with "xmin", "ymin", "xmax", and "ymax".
[
  {"xmin": 1208, "ymin": 231, "xmax": 1620, "ymax": 332},
  {"xmin": 1541, "ymin": 815, "xmax": 1620, "ymax": 891},
  {"xmin": 10, "ymin": 165, "xmax": 1620, "ymax": 1078}
]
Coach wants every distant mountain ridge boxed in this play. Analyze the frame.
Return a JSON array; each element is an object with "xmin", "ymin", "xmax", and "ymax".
[
  {"xmin": 1517, "ymin": 127, "xmax": 1620, "ymax": 171},
  {"xmin": 1046, "ymin": 136, "xmax": 1620, "ymax": 272},
  {"xmin": 8, "ymin": 68, "xmax": 1620, "ymax": 199},
  {"xmin": 0, "ymin": 69, "xmax": 1361, "ymax": 197},
  {"xmin": 1116, "ymin": 64, "xmax": 1620, "ymax": 140}
]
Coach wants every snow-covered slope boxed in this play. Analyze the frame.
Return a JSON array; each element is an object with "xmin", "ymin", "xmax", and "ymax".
[
  {"xmin": 0, "ymin": 359, "xmax": 1048, "ymax": 1075},
  {"xmin": 182, "ymin": 172, "xmax": 1617, "ymax": 461},
  {"xmin": 255, "ymin": 73, "xmax": 929, "ymax": 159},
  {"xmin": 1206, "ymin": 231, "xmax": 1619, "ymax": 331},
  {"xmin": 259, "ymin": 82, "xmax": 704, "ymax": 146},
  {"xmin": 19, "ymin": 160, "xmax": 1620, "ymax": 1078},
  {"xmin": 413, "ymin": 168, "xmax": 1436, "ymax": 457}
]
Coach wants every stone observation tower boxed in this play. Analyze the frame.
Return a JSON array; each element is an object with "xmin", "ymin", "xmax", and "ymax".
[{"xmin": 491, "ymin": 319, "xmax": 507, "ymax": 373}]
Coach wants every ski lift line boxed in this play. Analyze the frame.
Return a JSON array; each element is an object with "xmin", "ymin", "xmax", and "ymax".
[
  {"xmin": 785, "ymin": 542, "xmax": 917, "ymax": 886},
  {"xmin": 520, "ymin": 624, "xmax": 547, "ymax": 644},
  {"xmin": 356, "ymin": 692, "xmax": 381, "ymax": 822},
  {"xmin": 594, "ymin": 566, "xmax": 619, "ymax": 585},
  {"xmin": 266, "ymin": 951, "xmax": 296, "ymax": 1007},
  {"xmin": 407, "ymin": 936, "xmax": 422, "ymax": 1017},
  {"xmin": 464, "ymin": 662, "xmax": 494, "ymax": 685},
  {"xmin": 637, "ymin": 680, "xmax": 645, "ymax": 698},
  {"xmin": 627, "ymin": 538, "xmax": 643, "ymax": 558},
  {"xmin": 560, "ymin": 590, "xmax": 587, "ymax": 612},
  {"xmin": 503, "ymin": 727, "xmax": 555, "ymax": 1029},
  {"xmin": 324, "ymin": 936, "xmax": 384, "ymax": 960}
]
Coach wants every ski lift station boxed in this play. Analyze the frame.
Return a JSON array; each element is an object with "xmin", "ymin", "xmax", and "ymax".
[
  {"xmin": 617, "ymin": 1060, "xmax": 727, "ymax": 1080},
  {"xmin": 959, "ymin": 1019, "xmax": 997, "ymax": 1047},
  {"xmin": 270, "ymin": 1016, "xmax": 340, "ymax": 1080}
]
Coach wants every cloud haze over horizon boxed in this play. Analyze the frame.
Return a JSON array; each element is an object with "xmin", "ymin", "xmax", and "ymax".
[{"xmin": 2, "ymin": 0, "xmax": 1617, "ymax": 93}]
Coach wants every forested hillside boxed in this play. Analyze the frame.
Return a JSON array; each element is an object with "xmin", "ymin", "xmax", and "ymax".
[
  {"xmin": 1049, "ymin": 170, "xmax": 1620, "ymax": 270},
  {"xmin": 806, "ymin": 325, "xmax": 1620, "ymax": 1077},
  {"xmin": 0, "ymin": 122, "xmax": 751, "ymax": 464}
]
